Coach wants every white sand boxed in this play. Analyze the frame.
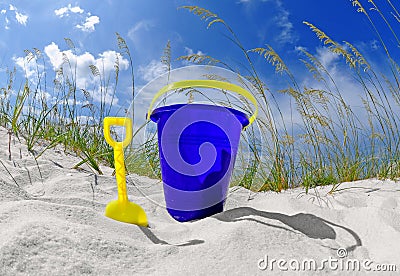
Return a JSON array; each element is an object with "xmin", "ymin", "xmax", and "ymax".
[{"xmin": 0, "ymin": 126, "xmax": 399, "ymax": 275}]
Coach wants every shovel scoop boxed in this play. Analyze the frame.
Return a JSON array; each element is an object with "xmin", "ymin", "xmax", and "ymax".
[{"xmin": 103, "ymin": 117, "xmax": 148, "ymax": 227}]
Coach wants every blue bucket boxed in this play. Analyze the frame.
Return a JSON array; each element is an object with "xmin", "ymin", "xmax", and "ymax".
[{"xmin": 147, "ymin": 80, "xmax": 258, "ymax": 222}]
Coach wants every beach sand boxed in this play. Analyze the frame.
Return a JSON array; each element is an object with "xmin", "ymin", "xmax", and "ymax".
[{"xmin": 0, "ymin": 127, "xmax": 399, "ymax": 275}]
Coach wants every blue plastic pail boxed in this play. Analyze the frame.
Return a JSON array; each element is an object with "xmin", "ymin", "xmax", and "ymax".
[
  {"xmin": 150, "ymin": 104, "xmax": 249, "ymax": 221},
  {"xmin": 147, "ymin": 80, "xmax": 258, "ymax": 222}
]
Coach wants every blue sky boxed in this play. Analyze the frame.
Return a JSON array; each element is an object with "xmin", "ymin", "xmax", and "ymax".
[{"xmin": 0, "ymin": 0, "xmax": 399, "ymax": 126}]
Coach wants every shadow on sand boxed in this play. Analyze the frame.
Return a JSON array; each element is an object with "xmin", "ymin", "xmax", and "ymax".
[
  {"xmin": 212, "ymin": 207, "xmax": 362, "ymax": 253},
  {"xmin": 138, "ymin": 207, "xmax": 361, "ymax": 252},
  {"xmin": 139, "ymin": 226, "xmax": 204, "ymax": 247}
]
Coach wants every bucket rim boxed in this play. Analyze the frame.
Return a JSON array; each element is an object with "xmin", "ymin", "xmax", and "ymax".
[{"xmin": 150, "ymin": 103, "xmax": 250, "ymax": 128}]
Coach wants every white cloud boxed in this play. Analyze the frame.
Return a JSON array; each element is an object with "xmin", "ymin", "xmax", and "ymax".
[
  {"xmin": 13, "ymin": 56, "xmax": 34, "ymax": 79},
  {"xmin": 54, "ymin": 4, "xmax": 84, "ymax": 18},
  {"xmin": 91, "ymin": 86, "xmax": 119, "ymax": 105},
  {"xmin": 15, "ymin": 11, "xmax": 28, "ymax": 25},
  {"xmin": 44, "ymin": 42, "xmax": 129, "ymax": 102},
  {"xmin": 13, "ymin": 55, "xmax": 44, "ymax": 83},
  {"xmin": 294, "ymin": 46, "xmax": 307, "ymax": 53},
  {"xmin": 127, "ymin": 20, "xmax": 153, "ymax": 42},
  {"xmin": 44, "ymin": 42, "xmax": 71, "ymax": 70},
  {"xmin": 76, "ymin": 115, "xmax": 97, "ymax": 124},
  {"xmin": 315, "ymin": 47, "xmax": 340, "ymax": 69},
  {"xmin": 370, "ymin": 40, "xmax": 379, "ymax": 50},
  {"xmin": 295, "ymin": 45, "xmax": 374, "ymax": 130},
  {"xmin": 181, "ymin": 47, "xmax": 206, "ymax": 65},
  {"xmin": 126, "ymin": 20, "xmax": 155, "ymax": 51},
  {"xmin": 138, "ymin": 60, "xmax": 168, "ymax": 82},
  {"xmin": 5, "ymin": 4, "xmax": 28, "ymax": 26},
  {"xmin": 274, "ymin": 8, "xmax": 296, "ymax": 44},
  {"xmin": 76, "ymin": 15, "xmax": 100, "ymax": 32},
  {"xmin": 129, "ymin": 20, "xmax": 153, "ymax": 34},
  {"xmin": 184, "ymin": 47, "xmax": 205, "ymax": 56},
  {"xmin": 55, "ymin": 5, "xmax": 99, "ymax": 33},
  {"xmin": 54, "ymin": 7, "xmax": 69, "ymax": 17},
  {"xmin": 45, "ymin": 42, "xmax": 95, "ymax": 87},
  {"xmin": 238, "ymin": 0, "xmax": 296, "ymax": 45},
  {"xmin": 70, "ymin": 6, "xmax": 84, "ymax": 14},
  {"xmin": 5, "ymin": 17, "xmax": 9, "ymax": 30},
  {"xmin": 95, "ymin": 50, "xmax": 129, "ymax": 73}
]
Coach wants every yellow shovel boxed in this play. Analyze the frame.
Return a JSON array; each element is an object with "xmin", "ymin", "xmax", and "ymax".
[{"xmin": 103, "ymin": 117, "xmax": 148, "ymax": 227}]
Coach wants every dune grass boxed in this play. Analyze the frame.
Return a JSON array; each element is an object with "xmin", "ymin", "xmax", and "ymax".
[
  {"xmin": 0, "ymin": 36, "xmax": 126, "ymax": 174},
  {"xmin": 0, "ymin": 1, "xmax": 399, "ymax": 193},
  {"xmin": 177, "ymin": 1, "xmax": 400, "ymax": 193}
]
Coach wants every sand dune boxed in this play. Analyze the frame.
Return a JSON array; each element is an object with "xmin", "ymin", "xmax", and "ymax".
[{"xmin": 0, "ymin": 127, "xmax": 399, "ymax": 275}]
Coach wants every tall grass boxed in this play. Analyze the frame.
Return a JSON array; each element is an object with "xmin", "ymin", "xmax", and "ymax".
[
  {"xmin": 178, "ymin": 1, "xmax": 400, "ymax": 192},
  {"xmin": 124, "ymin": 40, "xmax": 171, "ymax": 179},
  {"xmin": 0, "ymin": 34, "xmax": 134, "ymax": 174},
  {"xmin": 1, "ymin": 1, "xmax": 399, "ymax": 194}
]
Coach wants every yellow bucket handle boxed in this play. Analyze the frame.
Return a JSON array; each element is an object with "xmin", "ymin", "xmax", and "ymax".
[{"xmin": 146, "ymin": 80, "xmax": 258, "ymax": 126}]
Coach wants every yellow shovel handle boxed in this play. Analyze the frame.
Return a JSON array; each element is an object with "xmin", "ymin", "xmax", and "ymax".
[
  {"xmin": 146, "ymin": 80, "xmax": 258, "ymax": 126},
  {"xmin": 113, "ymin": 146, "xmax": 128, "ymax": 202},
  {"xmin": 103, "ymin": 117, "xmax": 133, "ymax": 202}
]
